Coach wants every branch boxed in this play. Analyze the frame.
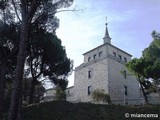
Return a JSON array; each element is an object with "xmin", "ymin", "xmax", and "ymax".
[
  {"xmin": 27, "ymin": 0, "xmax": 38, "ymax": 24},
  {"xmin": 56, "ymin": 7, "xmax": 83, "ymax": 15},
  {"xmin": 11, "ymin": 0, "xmax": 22, "ymax": 22},
  {"xmin": 20, "ymin": 0, "xmax": 27, "ymax": 18},
  {"xmin": 30, "ymin": 58, "xmax": 35, "ymax": 78}
]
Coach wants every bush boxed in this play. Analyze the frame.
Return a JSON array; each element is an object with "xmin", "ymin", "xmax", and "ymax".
[
  {"xmin": 54, "ymin": 87, "xmax": 66, "ymax": 101},
  {"xmin": 92, "ymin": 89, "xmax": 111, "ymax": 104}
]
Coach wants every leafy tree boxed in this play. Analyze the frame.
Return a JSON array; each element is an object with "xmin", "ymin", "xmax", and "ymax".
[
  {"xmin": 152, "ymin": 30, "xmax": 160, "ymax": 48},
  {"xmin": 126, "ymin": 58, "xmax": 149, "ymax": 104},
  {"xmin": 25, "ymin": 24, "xmax": 72, "ymax": 104},
  {"xmin": 126, "ymin": 31, "xmax": 160, "ymax": 104},
  {"xmin": 142, "ymin": 33, "xmax": 160, "ymax": 80},
  {"xmin": 7, "ymin": 0, "xmax": 74, "ymax": 119},
  {"xmin": 23, "ymin": 78, "xmax": 46, "ymax": 105},
  {"xmin": 92, "ymin": 89, "xmax": 111, "ymax": 104}
]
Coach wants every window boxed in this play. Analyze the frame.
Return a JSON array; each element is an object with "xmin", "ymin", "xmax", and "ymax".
[
  {"xmin": 124, "ymin": 86, "xmax": 128, "ymax": 95},
  {"xmin": 67, "ymin": 90, "xmax": 70, "ymax": 95},
  {"xmin": 88, "ymin": 57, "xmax": 91, "ymax": 62},
  {"xmin": 124, "ymin": 71, "xmax": 127, "ymax": 79},
  {"xmin": 88, "ymin": 70, "xmax": 92, "ymax": 78},
  {"xmin": 93, "ymin": 54, "xmax": 97, "ymax": 59},
  {"xmin": 99, "ymin": 52, "xmax": 102, "ymax": 57},
  {"xmin": 113, "ymin": 52, "xmax": 116, "ymax": 57},
  {"xmin": 119, "ymin": 55, "xmax": 122, "ymax": 60},
  {"xmin": 124, "ymin": 58, "xmax": 127, "ymax": 62},
  {"xmin": 88, "ymin": 86, "xmax": 91, "ymax": 95}
]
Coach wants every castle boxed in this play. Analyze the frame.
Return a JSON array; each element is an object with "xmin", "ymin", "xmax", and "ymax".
[{"xmin": 45, "ymin": 22, "xmax": 144, "ymax": 105}]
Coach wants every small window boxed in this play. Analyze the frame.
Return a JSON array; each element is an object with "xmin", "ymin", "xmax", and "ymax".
[
  {"xmin": 124, "ymin": 86, "xmax": 128, "ymax": 95},
  {"xmin": 88, "ymin": 57, "xmax": 91, "ymax": 62},
  {"xmin": 119, "ymin": 55, "xmax": 122, "ymax": 60},
  {"xmin": 93, "ymin": 54, "xmax": 97, "ymax": 59},
  {"xmin": 88, "ymin": 86, "xmax": 91, "ymax": 95},
  {"xmin": 124, "ymin": 58, "xmax": 127, "ymax": 62},
  {"xmin": 99, "ymin": 52, "xmax": 102, "ymax": 57},
  {"xmin": 88, "ymin": 70, "xmax": 92, "ymax": 78},
  {"xmin": 124, "ymin": 71, "xmax": 127, "ymax": 79},
  {"xmin": 113, "ymin": 52, "xmax": 116, "ymax": 57},
  {"xmin": 67, "ymin": 90, "xmax": 70, "ymax": 95}
]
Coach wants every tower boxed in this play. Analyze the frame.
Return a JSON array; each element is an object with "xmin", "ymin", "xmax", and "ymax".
[{"xmin": 72, "ymin": 21, "xmax": 143, "ymax": 105}]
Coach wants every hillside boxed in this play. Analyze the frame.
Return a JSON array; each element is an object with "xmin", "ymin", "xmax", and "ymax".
[{"xmin": 23, "ymin": 101, "xmax": 160, "ymax": 120}]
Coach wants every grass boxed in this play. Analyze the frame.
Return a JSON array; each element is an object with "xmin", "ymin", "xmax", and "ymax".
[{"xmin": 23, "ymin": 101, "xmax": 160, "ymax": 120}]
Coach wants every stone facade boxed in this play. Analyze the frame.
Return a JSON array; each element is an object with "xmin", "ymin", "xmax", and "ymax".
[{"xmin": 72, "ymin": 43, "xmax": 143, "ymax": 105}]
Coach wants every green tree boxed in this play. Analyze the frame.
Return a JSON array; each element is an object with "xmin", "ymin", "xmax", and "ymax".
[
  {"xmin": 7, "ymin": 1, "xmax": 74, "ymax": 120},
  {"xmin": 142, "ymin": 33, "xmax": 160, "ymax": 80},
  {"xmin": 126, "ymin": 58, "xmax": 149, "ymax": 104},
  {"xmin": 23, "ymin": 78, "xmax": 46, "ymax": 105},
  {"xmin": 25, "ymin": 24, "xmax": 72, "ymax": 104},
  {"xmin": 126, "ymin": 31, "xmax": 160, "ymax": 104}
]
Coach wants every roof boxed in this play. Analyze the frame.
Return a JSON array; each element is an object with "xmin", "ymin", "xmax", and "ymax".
[{"xmin": 83, "ymin": 43, "xmax": 132, "ymax": 57}]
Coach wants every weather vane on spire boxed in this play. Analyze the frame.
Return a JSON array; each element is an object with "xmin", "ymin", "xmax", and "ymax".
[
  {"xmin": 105, "ymin": 17, "xmax": 108, "ymax": 25},
  {"xmin": 105, "ymin": 17, "xmax": 107, "ymax": 22}
]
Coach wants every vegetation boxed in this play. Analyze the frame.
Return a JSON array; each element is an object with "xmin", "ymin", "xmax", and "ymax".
[
  {"xmin": 55, "ymin": 87, "xmax": 66, "ymax": 101},
  {"xmin": 92, "ymin": 89, "xmax": 111, "ymax": 104},
  {"xmin": 22, "ymin": 101, "xmax": 160, "ymax": 120},
  {"xmin": 25, "ymin": 24, "xmax": 72, "ymax": 104},
  {"xmin": 0, "ymin": 0, "xmax": 74, "ymax": 119},
  {"xmin": 126, "ymin": 31, "xmax": 160, "ymax": 104}
]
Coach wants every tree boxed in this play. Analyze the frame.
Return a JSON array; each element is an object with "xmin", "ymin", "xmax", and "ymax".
[
  {"xmin": 126, "ymin": 31, "xmax": 160, "ymax": 104},
  {"xmin": 126, "ymin": 58, "xmax": 149, "ymax": 104},
  {"xmin": 8, "ymin": 0, "xmax": 74, "ymax": 119},
  {"xmin": 23, "ymin": 78, "xmax": 46, "ymax": 105},
  {"xmin": 92, "ymin": 89, "xmax": 111, "ymax": 104},
  {"xmin": 25, "ymin": 23, "xmax": 72, "ymax": 104},
  {"xmin": 142, "ymin": 33, "xmax": 160, "ymax": 80},
  {"xmin": 0, "ymin": 21, "xmax": 18, "ymax": 120}
]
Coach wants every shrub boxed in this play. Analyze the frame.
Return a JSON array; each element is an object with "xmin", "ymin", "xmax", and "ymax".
[
  {"xmin": 54, "ymin": 87, "xmax": 66, "ymax": 101},
  {"xmin": 92, "ymin": 89, "xmax": 111, "ymax": 104}
]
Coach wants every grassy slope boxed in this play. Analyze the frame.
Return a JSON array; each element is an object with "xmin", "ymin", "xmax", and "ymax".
[{"xmin": 23, "ymin": 101, "xmax": 160, "ymax": 120}]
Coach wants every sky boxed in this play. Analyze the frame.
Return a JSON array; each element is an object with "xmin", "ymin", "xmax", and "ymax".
[{"xmin": 55, "ymin": 0, "xmax": 160, "ymax": 87}]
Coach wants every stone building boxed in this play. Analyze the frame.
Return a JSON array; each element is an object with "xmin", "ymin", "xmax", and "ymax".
[{"xmin": 45, "ymin": 22, "xmax": 144, "ymax": 105}]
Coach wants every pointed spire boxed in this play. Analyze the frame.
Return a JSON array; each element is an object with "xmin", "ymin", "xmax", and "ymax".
[{"xmin": 103, "ymin": 18, "xmax": 111, "ymax": 44}]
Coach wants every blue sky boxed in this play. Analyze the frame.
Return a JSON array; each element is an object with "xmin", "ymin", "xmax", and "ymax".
[{"xmin": 55, "ymin": 0, "xmax": 160, "ymax": 87}]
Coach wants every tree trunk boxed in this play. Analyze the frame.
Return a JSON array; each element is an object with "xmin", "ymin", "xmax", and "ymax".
[
  {"xmin": 8, "ymin": 20, "xmax": 28, "ymax": 120},
  {"xmin": 17, "ymin": 88, "xmax": 22, "ymax": 120},
  {"xmin": 0, "ymin": 65, "xmax": 7, "ymax": 120},
  {"xmin": 138, "ymin": 78, "xmax": 149, "ymax": 104},
  {"xmin": 28, "ymin": 78, "xmax": 36, "ymax": 104}
]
